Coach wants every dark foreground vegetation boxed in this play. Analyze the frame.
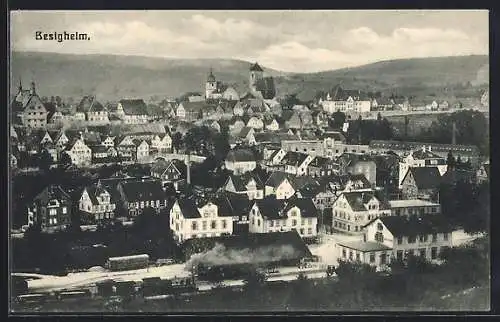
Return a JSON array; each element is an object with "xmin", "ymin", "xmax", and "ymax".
[{"xmin": 12, "ymin": 236, "xmax": 489, "ymax": 312}]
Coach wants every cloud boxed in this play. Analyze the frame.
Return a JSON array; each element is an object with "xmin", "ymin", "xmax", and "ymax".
[{"xmin": 10, "ymin": 12, "xmax": 488, "ymax": 73}]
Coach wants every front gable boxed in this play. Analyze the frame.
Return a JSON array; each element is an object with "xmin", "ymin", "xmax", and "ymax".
[
  {"xmin": 80, "ymin": 188, "xmax": 91, "ymax": 203},
  {"xmin": 119, "ymin": 136, "xmax": 134, "ymax": 146},
  {"xmin": 224, "ymin": 177, "xmax": 236, "ymax": 192}
]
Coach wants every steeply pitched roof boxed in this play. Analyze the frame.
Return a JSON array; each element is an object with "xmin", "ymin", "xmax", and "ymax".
[
  {"xmin": 119, "ymin": 99, "xmax": 149, "ymax": 115},
  {"xmin": 283, "ymin": 196, "xmax": 317, "ymax": 218},
  {"xmin": 341, "ymin": 191, "xmax": 389, "ymax": 212},
  {"xmin": 34, "ymin": 185, "xmax": 71, "ymax": 204},
  {"xmin": 119, "ymin": 180, "xmax": 165, "ymax": 202},
  {"xmin": 254, "ymin": 196, "xmax": 287, "ymax": 219},
  {"xmin": 377, "ymin": 215, "xmax": 453, "ymax": 237},
  {"xmin": 265, "ymin": 171, "xmax": 289, "ymax": 187},
  {"xmin": 177, "ymin": 197, "xmax": 201, "ymax": 219},
  {"xmin": 281, "ymin": 151, "xmax": 309, "ymax": 166},
  {"xmin": 405, "ymin": 167, "xmax": 442, "ymax": 189},
  {"xmin": 250, "ymin": 62, "xmax": 264, "ymax": 72},
  {"xmin": 77, "ymin": 96, "xmax": 106, "ymax": 113},
  {"xmin": 226, "ymin": 173, "xmax": 263, "ymax": 191},
  {"xmin": 83, "ymin": 185, "xmax": 111, "ymax": 205},
  {"xmin": 225, "ymin": 149, "xmax": 256, "ymax": 162}
]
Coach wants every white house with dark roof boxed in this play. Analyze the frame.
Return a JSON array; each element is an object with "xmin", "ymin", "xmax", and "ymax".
[
  {"xmin": 27, "ymin": 185, "xmax": 72, "ymax": 233},
  {"xmin": 225, "ymin": 148, "xmax": 257, "ymax": 174},
  {"xmin": 116, "ymin": 179, "xmax": 167, "ymax": 218},
  {"xmin": 321, "ymin": 85, "xmax": 372, "ymax": 114},
  {"xmin": 77, "ymin": 96, "xmax": 109, "ymax": 123},
  {"xmin": 248, "ymin": 196, "xmax": 318, "ymax": 238},
  {"xmin": 169, "ymin": 197, "xmax": 234, "ymax": 243},
  {"xmin": 11, "ymin": 81, "xmax": 48, "ymax": 128},
  {"xmin": 398, "ymin": 147, "xmax": 448, "ymax": 188},
  {"xmin": 116, "ymin": 99, "xmax": 149, "ymax": 124},
  {"xmin": 79, "ymin": 184, "xmax": 116, "ymax": 224},
  {"xmin": 332, "ymin": 191, "xmax": 391, "ymax": 234},
  {"xmin": 150, "ymin": 159, "xmax": 186, "ymax": 189},
  {"xmin": 222, "ymin": 173, "xmax": 264, "ymax": 200},
  {"xmin": 264, "ymin": 171, "xmax": 296, "ymax": 200},
  {"xmin": 338, "ymin": 215, "xmax": 453, "ymax": 270},
  {"xmin": 400, "ymin": 167, "xmax": 442, "ymax": 201},
  {"xmin": 280, "ymin": 151, "xmax": 314, "ymax": 176},
  {"xmin": 64, "ymin": 138, "xmax": 92, "ymax": 166}
]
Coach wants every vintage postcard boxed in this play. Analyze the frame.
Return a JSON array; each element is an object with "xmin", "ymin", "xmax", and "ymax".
[{"xmin": 9, "ymin": 10, "xmax": 490, "ymax": 313}]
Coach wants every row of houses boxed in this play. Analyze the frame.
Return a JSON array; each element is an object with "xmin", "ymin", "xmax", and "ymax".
[{"xmin": 10, "ymin": 125, "xmax": 173, "ymax": 167}]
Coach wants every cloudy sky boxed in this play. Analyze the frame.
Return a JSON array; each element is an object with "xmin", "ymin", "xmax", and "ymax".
[{"xmin": 10, "ymin": 10, "xmax": 488, "ymax": 73}]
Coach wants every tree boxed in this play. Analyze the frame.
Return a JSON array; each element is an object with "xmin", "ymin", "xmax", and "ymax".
[
  {"xmin": 446, "ymin": 151, "xmax": 456, "ymax": 169},
  {"xmin": 330, "ymin": 111, "xmax": 346, "ymax": 129},
  {"xmin": 59, "ymin": 153, "xmax": 72, "ymax": 168},
  {"xmin": 377, "ymin": 112, "xmax": 382, "ymax": 122},
  {"xmin": 38, "ymin": 149, "xmax": 53, "ymax": 172}
]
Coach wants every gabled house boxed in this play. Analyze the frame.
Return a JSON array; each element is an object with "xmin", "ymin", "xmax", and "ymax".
[
  {"xmin": 307, "ymin": 156, "xmax": 339, "ymax": 177},
  {"xmin": 27, "ymin": 185, "xmax": 72, "ymax": 233},
  {"xmin": 102, "ymin": 135, "xmax": 116, "ymax": 148},
  {"xmin": 222, "ymin": 173, "xmax": 264, "ymax": 200},
  {"xmin": 150, "ymin": 159, "xmax": 186, "ymax": 190},
  {"xmin": 248, "ymin": 196, "xmax": 318, "ymax": 238},
  {"xmin": 238, "ymin": 127, "xmax": 256, "ymax": 146},
  {"xmin": 116, "ymin": 99, "xmax": 149, "ymax": 124},
  {"xmin": 117, "ymin": 179, "xmax": 167, "ymax": 218},
  {"xmin": 64, "ymin": 138, "xmax": 92, "ymax": 166},
  {"xmin": 332, "ymin": 191, "xmax": 391, "ymax": 234},
  {"xmin": 150, "ymin": 133, "xmax": 172, "ymax": 154},
  {"xmin": 115, "ymin": 136, "xmax": 136, "ymax": 162},
  {"xmin": 280, "ymin": 151, "xmax": 315, "ymax": 176},
  {"xmin": 11, "ymin": 81, "xmax": 48, "ymax": 128},
  {"xmin": 217, "ymin": 192, "xmax": 252, "ymax": 234},
  {"xmin": 225, "ymin": 149, "xmax": 257, "ymax": 174},
  {"xmin": 233, "ymin": 102, "xmax": 245, "ymax": 116},
  {"xmin": 79, "ymin": 184, "xmax": 116, "ymax": 224},
  {"xmin": 264, "ymin": 171, "xmax": 296, "ymax": 199},
  {"xmin": 398, "ymin": 147, "xmax": 448, "ymax": 187},
  {"xmin": 169, "ymin": 196, "xmax": 234, "ymax": 243},
  {"xmin": 246, "ymin": 116, "xmax": 264, "ymax": 131},
  {"xmin": 400, "ymin": 167, "xmax": 442, "ymax": 201},
  {"xmin": 77, "ymin": 96, "xmax": 109, "ymax": 123},
  {"xmin": 338, "ymin": 215, "xmax": 453, "ymax": 270},
  {"xmin": 264, "ymin": 116, "xmax": 280, "ymax": 131}
]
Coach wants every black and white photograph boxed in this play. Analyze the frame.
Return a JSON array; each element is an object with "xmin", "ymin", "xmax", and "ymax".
[{"xmin": 9, "ymin": 10, "xmax": 490, "ymax": 313}]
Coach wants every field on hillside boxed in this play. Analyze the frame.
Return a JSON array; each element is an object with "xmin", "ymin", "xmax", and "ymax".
[{"xmin": 10, "ymin": 52, "xmax": 488, "ymax": 102}]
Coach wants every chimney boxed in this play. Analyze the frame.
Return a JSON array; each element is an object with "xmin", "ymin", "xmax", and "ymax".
[
  {"xmin": 30, "ymin": 81, "xmax": 36, "ymax": 95},
  {"xmin": 452, "ymin": 121, "xmax": 457, "ymax": 145},
  {"xmin": 186, "ymin": 153, "xmax": 191, "ymax": 185},
  {"xmin": 18, "ymin": 78, "xmax": 23, "ymax": 91}
]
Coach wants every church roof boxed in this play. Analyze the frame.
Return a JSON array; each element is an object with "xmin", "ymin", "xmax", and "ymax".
[{"xmin": 250, "ymin": 62, "xmax": 264, "ymax": 72}]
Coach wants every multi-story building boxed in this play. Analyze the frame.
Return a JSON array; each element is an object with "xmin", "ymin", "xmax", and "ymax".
[
  {"xmin": 63, "ymin": 138, "xmax": 92, "ymax": 166},
  {"xmin": 264, "ymin": 171, "xmax": 297, "ymax": 200},
  {"xmin": 77, "ymin": 96, "xmax": 109, "ymax": 123},
  {"xmin": 279, "ymin": 151, "xmax": 314, "ymax": 176},
  {"xmin": 222, "ymin": 173, "xmax": 264, "ymax": 200},
  {"xmin": 332, "ymin": 191, "xmax": 391, "ymax": 234},
  {"xmin": 307, "ymin": 156, "xmax": 339, "ymax": 177},
  {"xmin": 11, "ymin": 81, "xmax": 48, "ymax": 128},
  {"xmin": 225, "ymin": 149, "xmax": 257, "ymax": 175},
  {"xmin": 398, "ymin": 147, "xmax": 448, "ymax": 188},
  {"xmin": 248, "ymin": 196, "xmax": 318, "ymax": 239},
  {"xmin": 116, "ymin": 179, "xmax": 167, "ymax": 218},
  {"xmin": 116, "ymin": 99, "xmax": 149, "ymax": 124},
  {"xmin": 389, "ymin": 199, "xmax": 441, "ymax": 218},
  {"xmin": 150, "ymin": 159, "xmax": 186, "ymax": 190},
  {"xmin": 400, "ymin": 167, "xmax": 442, "ymax": 201},
  {"xmin": 337, "ymin": 215, "xmax": 453, "ymax": 270},
  {"xmin": 169, "ymin": 196, "xmax": 234, "ymax": 243},
  {"xmin": 27, "ymin": 185, "xmax": 72, "ymax": 233},
  {"xmin": 150, "ymin": 133, "xmax": 172, "ymax": 154},
  {"xmin": 321, "ymin": 86, "xmax": 371, "ymax": 114},
  {"xmin": 79, "ymin": 184, "xmax": 116, "ymax": 224}
]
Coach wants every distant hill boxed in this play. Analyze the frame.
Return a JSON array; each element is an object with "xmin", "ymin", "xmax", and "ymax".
[
  {"xmin": 10, "ymin": 51, "xmax": 488, "ymax": 102},
  {"xmin": 10, "ymin": 51, "xmax": 287, "ymax": 101},
  {"xmin": 285, "ymin": 55, "xmax": 488, "ymax": 101}
]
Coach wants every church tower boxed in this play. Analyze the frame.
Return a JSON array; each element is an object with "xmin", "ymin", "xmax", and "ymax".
[
  {"xmin": 205, "ymin": 67, "xmax": 217, "ymax": 99},
  {"xmin": 249, "ymin": 62, "xmax": 264, "ymax": 92}
]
